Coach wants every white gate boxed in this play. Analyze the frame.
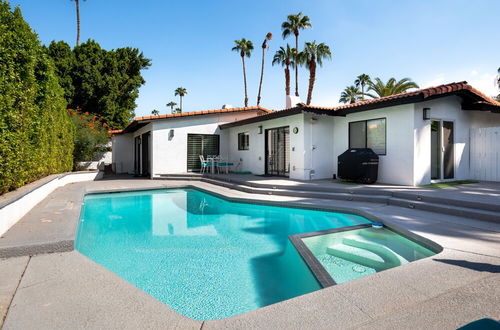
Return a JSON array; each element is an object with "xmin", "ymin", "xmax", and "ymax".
[{"xmin": 470, "ymin": 127, "xmax": 500, "ymax": 182}]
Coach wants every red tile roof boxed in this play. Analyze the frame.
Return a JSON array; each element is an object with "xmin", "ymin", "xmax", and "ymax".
[
  {"xmin": 134, "ymin": 106, "xmax": 271, "ymax": 121},
  {"xmin": 220, "ymin": 81, "xmax": 500, "ymax": 129},
  {"xmin": 111, "ymin": 106, "xmax": 271, "ymax": 134}
]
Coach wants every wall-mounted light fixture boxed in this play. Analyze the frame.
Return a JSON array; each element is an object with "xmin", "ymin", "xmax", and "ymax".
[
  {"xmin": 168, "ymin": 129, "xmax": 174, "ymax": 140},
  {"xmin": 258, "ymin": 125, "xmax": 263, "ymax": 134},
  {"xmin": 423, "ymin": 107, "xmax": 431, "ymax": 120}
]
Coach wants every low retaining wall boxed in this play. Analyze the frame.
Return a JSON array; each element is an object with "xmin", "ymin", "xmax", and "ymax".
[{"xmin": 0, "ymin": 171, "xmax": 101, "ymax": 236}]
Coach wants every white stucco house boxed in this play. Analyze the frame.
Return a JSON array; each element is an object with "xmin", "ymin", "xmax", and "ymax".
[{"xmin": 112, "ymin": 82, "xmax": 500, "ymax": 186}]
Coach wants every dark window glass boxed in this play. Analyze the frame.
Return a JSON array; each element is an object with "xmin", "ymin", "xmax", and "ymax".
[
  {"xmin": 238, "ymin": 132, "xmax": 249, "ymax": 150},
  {"xmin": 348, "ymin": 118, "xmax": 386, "ymax": 155}
]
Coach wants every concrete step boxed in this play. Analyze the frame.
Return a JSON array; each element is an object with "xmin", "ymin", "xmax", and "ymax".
[
  {"xmin": 392, "ymin": 191, "xmax": 500, "ymax": 213},
  {"xmin": 388, "ymin": 198, "xmax": 500, "ymax": 223},
  {"xmin": 200, "ymin": 178, "xmax": 390, "ymax": 204}
]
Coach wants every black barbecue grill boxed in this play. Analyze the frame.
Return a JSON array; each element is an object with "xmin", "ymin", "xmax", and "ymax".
[{"xmin": 337, "ymin": 148, "xmax": 379, "ymax": 184}]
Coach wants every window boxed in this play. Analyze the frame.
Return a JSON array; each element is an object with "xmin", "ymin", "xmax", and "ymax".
[
  {"xmin": 238, "ymin": 132, "xmax": 249, "ymax": 150},
  {"xmin": 349, "ymin": 118, "xmax": 386, "ymax": 155}
]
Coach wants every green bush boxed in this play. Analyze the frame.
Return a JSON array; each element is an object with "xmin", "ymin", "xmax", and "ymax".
[
  {"xmin": 0, "ymin": 1, "xmax": 74, "ymax": 194},
  {"xmin": 69, "ymin": 109, "xmax": 109, "ymax": 169}
]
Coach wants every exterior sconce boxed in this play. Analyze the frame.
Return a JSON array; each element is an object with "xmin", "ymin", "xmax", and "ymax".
[
  {"xmin": 423, "ymin": 108, "xmax": 431, "ymax": 120},
  {"xmin": 168, "ymin": 129, "xmax": 174, "ymax": 140},
  {"xmin": 258, "ymin": 125, "xmax": 263, "ymax": 134}
]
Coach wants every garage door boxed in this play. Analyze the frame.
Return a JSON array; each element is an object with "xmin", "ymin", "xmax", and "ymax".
[
  {"xmin": 187, "ymin": 134, "xmax": 220, "ymax": 172},
  {"xmin": 470, "ymin": 127, "xmax": 500, "ymax": 182}
]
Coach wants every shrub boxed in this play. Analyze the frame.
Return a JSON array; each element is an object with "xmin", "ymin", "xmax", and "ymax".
[
  {"xmin": 68, "ymin": 109, "xmax": 109, "ymax": 169},
  {"xmin": 0, "ymin": 1, "xmax": 74, "ymax": 194}
]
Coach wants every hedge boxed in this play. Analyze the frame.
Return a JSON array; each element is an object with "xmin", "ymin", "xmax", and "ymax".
[{"xmin": 0, "ymin": 1, "xmax": 74, "ymax": 194}]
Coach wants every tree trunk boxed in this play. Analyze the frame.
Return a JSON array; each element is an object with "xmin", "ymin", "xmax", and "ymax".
[
  {"xmin": 75, "ymin": 0, "xmax": 81, "ymax": 46},
  {"xmin": 361, "ymin": 83, "xmax": 365, "ymax": 100},
  {"xmin": 180, "ymin": 96, "xmax": 183, "ymax": 112},
  {"xmin": 295, "ymin": 34, "xmax": 299, "ymax": 97},
  {"xmin": 284, "ymin": 65, "xmax": 290, "ymax": 96},
  {"xmin": 306, "ymin": 60, "xmax": 316, "ymax": 105},
  {"xmin": 257, "ymin": 44, "xmax": 265, "ymax": 106},
  {"xmin": 242, "ymin": 55, "xmax": 248, "ymax": 107}
]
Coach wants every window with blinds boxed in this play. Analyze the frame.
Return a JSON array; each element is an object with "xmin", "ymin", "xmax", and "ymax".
[{"xmin": 187, "ymin": 134, "xmax": 220, "ymax": 172}]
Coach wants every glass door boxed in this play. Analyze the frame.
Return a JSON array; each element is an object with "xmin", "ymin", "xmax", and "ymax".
[
  {"xmin": 265, "ymin": 126, "xmax": 290, "ymax": 176},
  {"xmin": 430, "ymin": 120, "xmax": 454, "ymax": 180}
]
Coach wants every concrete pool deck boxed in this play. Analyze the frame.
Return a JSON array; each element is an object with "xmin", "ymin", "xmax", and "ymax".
[{"xmin": 0, "ymin": 178, "xmax": 499, "ymax": 329}]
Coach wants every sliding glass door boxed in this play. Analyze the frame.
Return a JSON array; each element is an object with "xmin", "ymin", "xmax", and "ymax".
[
  {"xmin": 265, "ymin": 126, "xmax": 290, "ymax": 176},
  {"xmin": 431, "ymin": 120, "xmax": 454, "ymax": 180},
  {"xmin": 187, "ymin": 134, "xmax": 220, "ymax": 172}
]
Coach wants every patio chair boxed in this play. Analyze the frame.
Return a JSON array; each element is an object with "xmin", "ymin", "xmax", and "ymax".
[{"xmin": 199, "ymin": 155, "xmax": 213, "ymax": 174}]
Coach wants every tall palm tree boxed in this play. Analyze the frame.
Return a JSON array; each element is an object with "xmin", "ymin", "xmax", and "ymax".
[
  {"xmin": 232, "ymin": 38, "xmax": 254, "ymax": 107},
  {"xmin": 166, "ymin": 101, "xmax": 177, "ymax": 113},
  {"xmin": 272, "ymin": 45, "xmax": 296, "ymax": 98},
  {"xmin": 354, "ymin": 74, "xmax": 371, "ymax": 100},
  {"xmin": 299, "ymin": 41, "xmax": 332, "ymax": 105},
  {"xmin": 174, "ymin": 87, "xmax": 187, "ymax": 112},
  {"xmin": 256, "ymin": 32, "xmax": 273, "ymax": 106},
  {"xmin": 339, "ymin": 86, "xmax": 362, "ymax": 104},
  {"xmin": 366, "ymin": 77, "xmax": 419, "ymax": 98},
  {"xmin": 70, "ymin": 0, "xmax": 86, "ymax": 46},
  {"xmin": 281, "ymin": 12, "xmax": 312, "ymax": 97}
]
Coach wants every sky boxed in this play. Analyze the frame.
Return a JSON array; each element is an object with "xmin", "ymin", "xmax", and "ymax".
[{"xmin": 8, "ymin": 0, "xmax": 500, "ymax": 117}]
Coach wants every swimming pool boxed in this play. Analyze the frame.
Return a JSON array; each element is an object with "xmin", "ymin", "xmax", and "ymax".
[{"xmin": 75, "ymin": 188, "xmax": 370, "ymax": 320}]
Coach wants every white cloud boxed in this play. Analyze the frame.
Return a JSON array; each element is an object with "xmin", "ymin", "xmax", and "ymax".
[{"xmin": 422, "ymin": 73, "xmax": 445, "ymax": 88}]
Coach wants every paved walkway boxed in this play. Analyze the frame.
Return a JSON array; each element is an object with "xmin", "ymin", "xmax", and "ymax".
[{"xmin": 0, "ymin": 178, "xmax": 499, "ymax": 329}]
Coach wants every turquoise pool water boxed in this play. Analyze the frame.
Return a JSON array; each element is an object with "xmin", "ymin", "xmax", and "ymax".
[
  {"xmin": 302, "ymin": 227, "xmax": 436, "ymax": 284},
  {"xmin": 75, "ymin": 188, "xmax": 370, "ymax": 320}
]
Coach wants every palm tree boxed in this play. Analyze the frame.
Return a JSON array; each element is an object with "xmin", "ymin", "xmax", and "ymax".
[
  {"xmin": 256, "ymin": 33, "xmax": 273, "ymax": 106},
  {"xmin": 354, "ymin": 74, "xmax": 371, "ymax": 100},
  {"xmin": 232, "ymin": 38, "xmax": 254, "ymax": 107},
  {"xmin": 339, "ymin": 86, "xmax": 362, "ymax": 104},
  {"xmin": 151, "ymin": 109, "xmax": 159, "ymax": 116},
  {"xmin": 70, "ymin": 0, "xmax": 86, "ymax": 46},
  {"xmin": 272, "ymin": 45, "xmax": 296, "ymax": 98},
  {"xmin": 174, "ymin": 87, "xmax": 187, "ymax": 112},
  {"xmin": 281, "ymin": 12, "xmax": 312, "ymax": 97},
  {"xmin": 365, "ymin": 77, "xmax": 419, "ymax": 98},
  {"xmin": 166, "ymin": 101, "xmax": 177, "ymax": 113},
  {"xmin": 299, "ymin": 41, "xmax": 332, "ymax": 105}
]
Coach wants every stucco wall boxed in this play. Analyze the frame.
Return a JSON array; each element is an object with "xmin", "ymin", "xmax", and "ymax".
[
  {"xmin": 413, "ymin": 96, "xmax": 500, "ymax": 185},
  {"xmin": 112, "ymin": 134, "xmax": 134, "ymax": 174},
  {"xmin": 226, "ymin": 114, "xmax": 306, "ymax": 179},
  {"xmin": 333, "ymin": 104, "xmax": 415, "ymax": 185},
  {"xmin": 302, "ymin": 113, "xmax": 335, "ymax": 180},
  {"xmin": 150, "ymin": 112, "xmax": 260, "ymax": 175}
]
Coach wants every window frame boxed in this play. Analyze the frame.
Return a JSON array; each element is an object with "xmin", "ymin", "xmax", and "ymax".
[
  {"xmin": 238, "ymin": 132, "xmax": 250, "ymax": 150},
  {"xmin": 348, "ymin": 117, "xmax": 387, "ymax": 155}
]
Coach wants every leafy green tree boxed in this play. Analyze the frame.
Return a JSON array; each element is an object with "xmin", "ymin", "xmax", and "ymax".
[
  {"xmin": 0, "ymin": 0, "xmax": 74, "ymax": 193},
  {"xmin": 47, "ymin": 39, "xmax": 151, "ymax": 129},
  {"xmin": 339, "ymin": 86, "xmax": 362, "ymax": 104},
  {"xmin": 299, "ymin": 41, "xmax": 332, "ymax": 105},
  {"xmin": 46, "ymin": 41, "xmax": 76, "ymax": 103},
  {"xmin": 281, "ymin": 12, "xmax": 312, "ymax": 97},
  {"xmin": 272, "ymin": 44, "xmax": 296, "ymax": 97},
  {"xmin": 355, "ymin": 74, "xmax": 371, "ymax": 100},
  {"xmin": 232, "ymin": 38, "xmax": 253, "ymax": 107},
  {"xmin": 366, "ymin": 77, "xmax": 419, "ymax": 98},
  {"xmin": 151, "ymin": 109, "xmax": 159, "ymax": 115},
  {"xmin": 166, "ymin": 101, "xmax": 177, "ymax": 113},
  {"xmin": 174, "ymin": 87, "xmax": 187, "ymax": 112},
  {"xmin": 257, "ymin": 32, "xmax": 272, "ymax": 106}
]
